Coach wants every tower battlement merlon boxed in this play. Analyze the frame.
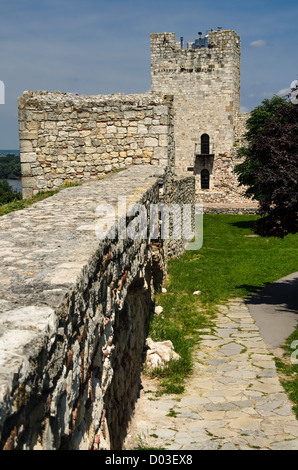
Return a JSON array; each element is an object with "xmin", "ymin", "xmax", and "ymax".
[
  {"xmin": 150, "ymin": 30, "xmax": 240, "ymax": 56},
  {"xmin": 207, "ymin": 29, "xmax": 240, "ymax": 52},
  {"xmin": 150, "ymin": 29, "xmax": 241, "ymax": 107}
]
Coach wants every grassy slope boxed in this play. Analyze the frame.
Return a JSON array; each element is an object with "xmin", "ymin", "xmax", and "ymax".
[
  {"xmin": 149, "ymin": 214, "xmax": 298, "ymax": 394},
  {"xmin": 0, "ymin": 190, "xmax": 58, "ymax": 216}
]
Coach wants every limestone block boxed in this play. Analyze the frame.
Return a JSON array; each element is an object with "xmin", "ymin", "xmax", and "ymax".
[
  {"xmin": 20, "ymin": 129, "xmax": 39, "ymax": 140},
  {"xmin": 144, "ymin": 137, "xmax": 158, "ymax": 147},
  {"xmin": 22, "ymin": 175, "xmax": 37, "ymax": 187},
  {"xmin": 106, "ymin": 125, "xmax": 117, "ymax": 134},
  {"xmin": 36, "ymin": 179, "xmax": 47, "ymax": 189},
  {"xmin": 145, "ymin": 338, "xmax": 180, "ymax": 370},
  {"xmin": 58, "ymin": 130, "xmax": 68, "ymax": 138},
  {"xmin": 31, "ymin": 166, "xmax": 44, "ymax": 176},
  {"xmin": 159, "ymin": 134, "xmax": 168, "ymax": 146},
  {"xmin": 137, "ymin": 124, "xmax": 148, "ymax": 134},
  {"xmin": 21, "ymin": 187, "xmax": 33, "ymax": 198},
  {"xmin": 20, "ymin": 140, "xmax": 33, "ymax": 152},
  {"xmin": 21, "ymin": 163, "xmax": 32, "ymax": 176}
]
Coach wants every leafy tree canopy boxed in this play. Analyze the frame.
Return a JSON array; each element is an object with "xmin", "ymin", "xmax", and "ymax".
[
  {"xmin": 0, "ymin": 154, "xmax": 21, "ymax": 179},
  {"xmin": 234, "ymin": 95, "xmax": 298, "ymax": 238},
  {"xmin": 0, "ymin": 180, "xmax": 22, "ymax": 205}
]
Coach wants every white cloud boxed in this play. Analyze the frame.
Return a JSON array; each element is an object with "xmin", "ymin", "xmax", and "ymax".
[{"xmin": 249, "ymin": 39, "xmax": 267, "ymax": 48}]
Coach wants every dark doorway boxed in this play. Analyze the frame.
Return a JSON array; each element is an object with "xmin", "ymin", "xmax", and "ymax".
[{"xmin": 201, "ymin": 169, "xmax": 210, "ymax": 189}]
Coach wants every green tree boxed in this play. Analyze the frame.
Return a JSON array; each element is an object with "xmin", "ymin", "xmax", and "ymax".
[
  {"xmin": 0, "ymin": 180, "xmax": 22, "ymax": 205},
  {"xmin": 0, "ymin": 154, "xmax": 21, "ymax": 179},
  {"xmin": 234, "ymin": 95, "xmax": 298, "ymax": 238}
]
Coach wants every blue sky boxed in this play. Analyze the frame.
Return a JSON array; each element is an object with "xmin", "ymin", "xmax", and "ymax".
[{"xmin": 0, "ymin": 0, "xmax": 297, "ymax": 148}]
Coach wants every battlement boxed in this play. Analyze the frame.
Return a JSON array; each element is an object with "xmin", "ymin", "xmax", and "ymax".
[
  {"xmin": 151, "ymin": 30, "xmax": 240, "ymax": 101},
  {"xmin": 151, "ymin": 29, "xmax": 240, "ymax": 53}
]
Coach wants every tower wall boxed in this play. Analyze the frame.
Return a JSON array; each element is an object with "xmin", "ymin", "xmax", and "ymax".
[{"xmin": 150, "ymin": 30, "xmax": 247, "ymax": 204}]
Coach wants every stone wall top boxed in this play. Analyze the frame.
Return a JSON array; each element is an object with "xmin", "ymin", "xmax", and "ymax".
[
  {"xmin": 18, "ymin": 90, "xmax": 174, "ymax": 198},
  {"xmin": 0, "ymin": 166, "xmax": 165, "ymax": 445},
  {"xmin": 19, "ymin": 90, "xmax": 170, "ymax": 107},
  {"xmin": 0, "ymin": 164, "xmax": 164, "ymax": 321},
  {"xmin": 0, "ymin": 164, "xmax": 195, "ymax": 449}
]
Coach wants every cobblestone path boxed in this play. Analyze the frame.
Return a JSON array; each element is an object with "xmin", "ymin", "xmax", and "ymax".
[{"xmin": 124, "ymin": 299, "xmax": 298, "ymax": 450}]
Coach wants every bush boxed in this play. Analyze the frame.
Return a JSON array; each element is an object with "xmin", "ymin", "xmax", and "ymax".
[
  {"xmin": 0, "ymin": 180, "xmax": 22, "ymax": 205},
  {"xmin": 234, "ymin": 96, "xmax": 298, "ymax": 238}
]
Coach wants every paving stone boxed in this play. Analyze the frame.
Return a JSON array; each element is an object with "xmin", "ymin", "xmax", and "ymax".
[
  {"xmin": 177, "ymin": 396, "xmax": 211, "ymax": 407},
  {"xmin": 124, "ymin": 299, "xmax": 298, "ymax": 451},
  {"xmin": 269, "ymin": 439, "xmax": 298, "ymax": 450},
  {"xmin": 204, "ymin": 402, "xmax": 239, "ymax": 412},
  {"xmin": 218, "ymin": 342, "xmax": 246, "ymax": 356},
  {"xmin": 220, "ymin": 443, "xmax": 239, "ymax": 450},
  {"xmin": 175, "ymin": 411, "xmax": 202, "ymax": 420}
]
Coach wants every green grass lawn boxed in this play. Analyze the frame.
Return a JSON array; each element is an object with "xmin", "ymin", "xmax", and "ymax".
[
  {"xmin": 173, "ymin": 214, "xmax": 298, "ymax": 306},
  {"xmin": 149, "ymin": 214, "xmax": 298, "ymax": 394}
]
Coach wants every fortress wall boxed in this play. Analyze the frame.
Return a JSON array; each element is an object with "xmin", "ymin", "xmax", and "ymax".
[
  {"xmin": 0, "ymin": 165, "xmax": 195, "ymax": 450},
  {"xmin": 150, "ymin": 30, "xmax": 254, "ymax": 206},
  {"xmin": 151, "ymin": 30, "xmax": 241, "ymax": 173},
  {"xmin": 18, "ymin": 91, "xmax": 174, "ymax": 199},
  {"xmin": 234, "ymin": 111, "xmax": 250, "ymax": 145}
]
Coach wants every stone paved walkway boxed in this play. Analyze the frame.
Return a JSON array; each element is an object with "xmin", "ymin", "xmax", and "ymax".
[{"xmin": 124, "ymin": 299, "xmax": 298, "ymax": 450}]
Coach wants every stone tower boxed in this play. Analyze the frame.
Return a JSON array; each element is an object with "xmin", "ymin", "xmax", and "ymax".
[{"xmin": 151, "ymin": 29, "xmax": 246, "ymax": 204}]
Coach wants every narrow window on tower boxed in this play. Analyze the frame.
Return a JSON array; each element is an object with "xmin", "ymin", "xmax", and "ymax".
[{"xmin": 201, "ymin": 134, "xmax": 210, "ymax": 155}]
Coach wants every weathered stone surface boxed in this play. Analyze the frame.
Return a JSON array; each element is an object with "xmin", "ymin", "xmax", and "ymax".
[
  {"xmin": 0, "ymin": 165, "xmax": 195, "ymax": 450},
  {"xmin": 145, "ymin": 338, "xmax": 180, "ymax": 370},
  {"xmin": 154, "ymin": 305, "xmax": 163, "ymax": 315},
  {"xmin": 150, "ymin": 30, "xmax": 253, "ymax": 205},
  {"xmin": 18, "ymin": 91, "xmax": 174, "ymax": 198}
]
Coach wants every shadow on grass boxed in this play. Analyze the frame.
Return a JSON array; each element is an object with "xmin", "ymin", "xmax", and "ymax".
[
  {"xmin": 235, "ymin": 283, "xmax": 266, "ymax": 298},
  {"xmin": 229, "ymin": 219, "xmax": 257, "ymax": 231}
]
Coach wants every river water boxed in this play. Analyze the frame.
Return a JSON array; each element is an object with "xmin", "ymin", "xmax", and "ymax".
[
  {"xmin": 0, "ymin": 150, "xmax": 22, "ymax": 194},
  {"xmin": 3, "ymin": 179, "xmax": 22, "ymax": 193},
  {"xmin": 7, "ymin": 180, "xmax": 22, "ymax": 193}
]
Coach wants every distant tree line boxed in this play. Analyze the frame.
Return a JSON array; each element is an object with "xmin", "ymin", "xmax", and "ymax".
[
  {"xmin": 0, "ymin": 154, "xmax": 22, "ymax": 204},
  {"xmin": 0, "ymin": 153, "xmax": 21, "ymax": 179}
]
